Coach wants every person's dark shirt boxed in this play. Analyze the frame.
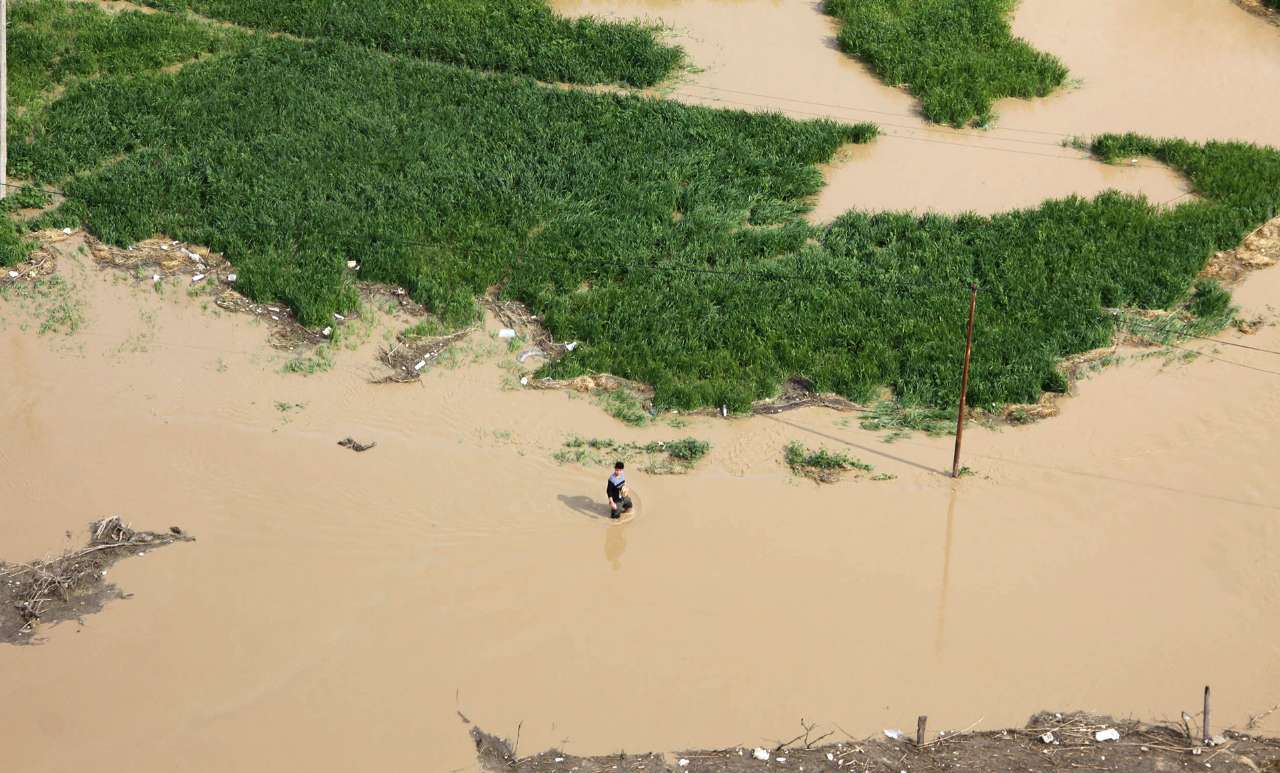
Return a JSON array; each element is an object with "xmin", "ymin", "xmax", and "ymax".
[{"xmin": 606, "ymin": 472, "xmax": 626, "ymax": 501}]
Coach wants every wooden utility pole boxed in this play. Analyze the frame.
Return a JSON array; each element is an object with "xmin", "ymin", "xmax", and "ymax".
[
  {"xmin": 1203, "ymin": 685, "xmax": 1212, "ymax": 743},
  {"xmin": 2, "ymin": 0, "xmax": 7, "ymax": 201},
  {"xmin": 950, "ymin": 283, "xmax": 978, "ymax": 478}
]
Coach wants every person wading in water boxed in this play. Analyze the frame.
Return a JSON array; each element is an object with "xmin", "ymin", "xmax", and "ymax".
[{"xmin": 606, "ymin": 461, "xmax": 632, "ymax": 519}]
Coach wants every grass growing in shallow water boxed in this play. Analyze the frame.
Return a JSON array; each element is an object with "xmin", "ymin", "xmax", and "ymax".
[
  {"xmin": 785, "ymin": 441, "xmax": 873, "ymax": 483},
  {"xmin": 858, "ymin": 400, "xmax": 954, "ymax": 442},
  {"xmin": 555, "ymin": 435, "xmax": 711, "ymax": 474},
  {"xmin": 823, "ymin": 0, "xmax": 1068, "ymax": 127}
]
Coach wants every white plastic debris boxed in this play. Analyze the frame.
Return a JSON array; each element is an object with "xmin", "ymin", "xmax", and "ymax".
[
  {"xmin": 347, "ymin": 260, "xmax": 358, "ymax": 269},
  {"xmin": 498, "ymin": 328, "xmax": 517, "ymax": 339},
  {"xmin": 334, "ymin": 313, "xmax": 345, "ymax": 320},
  {"xmin": 826, "ymin": 753, "xmax": 835, "ymax": 761},
  {"xmin": 62, "ymin": 227, "xmax": 72, "ymax": 235},
  {"xmin": 519, "ymin": 376, "xmax": 529, "ymax": 386},
  {"xmin": 1095, "ymin": 729, "xmax": 1120, "ymax": 742},
  {"xmin": 414, "ymin": 360, "xmax": 426, "ymax": 371},
  {"xmin": 565, "ymin": 341, "xmax": 579, "ymax": 351},
  {"xmin": 752, "ymin": 748, "xmax": 770, "ymax": 761},
  {"xmin": 226, "ymin": 273, "xmax": 237, "ymax": 282},
  {"xmin": 322, "ymin": 326, "xmax": 333, "ymax": 337},
  {"xmin": 776, "ymin": 757, "xmax": 786, "ymax": 763},
  {"xmin": 271, "ymin": 315, "xmax": 279, "ymax": 321},
  {"xmin": 160, "ymin": 244, "xmax": 170, "ymax": 251},
  {"xmin": 152, "ymin": 274, "xmax": 161, "ymax": 282},
  {"xmin": 191, "ymin": 273, "xmax": 205, "ymax": 283},
  {"xmin": 554, "ymin": 758, "xmax": 564, "ymax": 763},
  {"xmin": 7, "ymin": 271, "xmax": 17, "ymax": 278},
  {"xmin": 884, "ymin": 729, "xmax": 902, "ymax": 740},
  {"xmin": 1040, "ymin": 732, "xmax": 1055, "ymax": 744},
  {"xmin": 678, "ymin": 760, "xmax": 689, "ymax": 768}
]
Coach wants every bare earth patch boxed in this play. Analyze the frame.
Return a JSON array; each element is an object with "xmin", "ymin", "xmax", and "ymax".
[{"xmin": 471, "ymin": 712, "xmax": 1280, "ymax": 773}]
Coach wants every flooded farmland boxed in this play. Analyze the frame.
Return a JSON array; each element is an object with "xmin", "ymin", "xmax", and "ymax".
[{"xmin": 4, "ymin": 1, "xmax": 1280, "ymax": 772}]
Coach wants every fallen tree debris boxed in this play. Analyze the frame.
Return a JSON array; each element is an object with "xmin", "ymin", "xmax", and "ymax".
[
  {"xmin": 338, "ymin": 437, "xmax": 377, "ymax": 452},
  {"xmin": 0, "ymin": 516, "xmax": 194, "ymax": 644}
]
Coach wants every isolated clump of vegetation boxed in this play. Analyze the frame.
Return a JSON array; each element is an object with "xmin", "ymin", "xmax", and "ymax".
[
  {"xmin": 823, "ymin": 0, "xmax": 1068, "ymax": 127},
  {"xmin": 784, "ymin": 441, "xmax": 873, "ymax": 483},
  {"xmin": 141, "ymin": 0, "xmax": 682, "ymax": 87},
  {"xmin": 555, "ymin": 435, "xmax": 711, "ymax": 473}
]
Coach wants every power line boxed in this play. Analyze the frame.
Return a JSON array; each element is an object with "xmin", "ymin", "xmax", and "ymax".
[
  {"xmin": 677, "ymin": 82, "xmax": 1077, "ymax": 139},
  {"xmin": 1159, "ymin": 340, "xmax": 1280, "ymax": 378},
  {"xmin": 1110, "ymin": 312, "xmax": 1280, "ymax": 357},
  {"xmin": 679, "ymin": 86, "xmax": 1077, "ymax": 150}
]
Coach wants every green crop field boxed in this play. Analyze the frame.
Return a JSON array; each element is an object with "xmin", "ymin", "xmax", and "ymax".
[
  {"xmin": 7, "ymin": 0, "xmax": 1280, "ymax": 416},
  {"xmin": 140, "ymin": 0, "xmax": 682, "ymax": 87},
  {"xmin": 823, "ymin": 0, "xmax": 1068, "ymax": 127}
]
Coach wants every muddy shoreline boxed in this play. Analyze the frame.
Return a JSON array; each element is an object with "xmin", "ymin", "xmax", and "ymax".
[{"xmin": 472, "ymin": 712, "xmax": 1280, "ymax": 772}]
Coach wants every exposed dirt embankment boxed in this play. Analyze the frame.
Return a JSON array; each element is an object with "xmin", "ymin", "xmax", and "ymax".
[{"xmin": 472, "ymin": 712, "xmax": 1280, "ymax": 772}]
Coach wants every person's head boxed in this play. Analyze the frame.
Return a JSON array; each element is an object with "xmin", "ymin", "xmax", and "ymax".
[{"xmin": 614, "ymin": 462, "xmax": 624, "ymax": 473}]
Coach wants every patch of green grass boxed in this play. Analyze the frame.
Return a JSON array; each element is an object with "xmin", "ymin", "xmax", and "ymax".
[
  {"xmin": 593, "ymin": 388, "xmax": 652, "ymax": 426},
  {"xmin": 0, "ymin": 219, "xmax": 35, "ymax": 266},
  {"xmin": 1188, "ymin": 278, "xmax": 1232, "ymax": 322},
  {"xmin": 1, "ymin": 185, "xmax": 51, "ymax": 212},
  {"xmin": 823, "ymin": 0, "xmax": 1068, "ymax": 127},
  {"xmin": 9, "ymin": 0, "xmax": 231, "ymax": 113},
  {"xmin": 785, "ymin": 441, "xmax": 872, "ymax": 482},
  {"xmin": 859, "ymin": 400, "xmax": 954, "ymax": 442},
  {"xmin": 282, "ymin": 345, "xmax": 334, "ymax": 374},
  {"xmin": 141, "ymin": 0, "xmax": 682, "ymax": 87},
  {"xmin": 555, "ymin": 434, "xmax": 711, "ymax": 473}
]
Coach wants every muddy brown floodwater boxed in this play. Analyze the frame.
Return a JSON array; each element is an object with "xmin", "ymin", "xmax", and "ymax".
[
  {"xmin": 3, "ymin": 5, "xmax": 1280, "ymax": 772},
  {"xmin": 553, "ymin": 0, "xmax": 1280, "ymax": 217}
]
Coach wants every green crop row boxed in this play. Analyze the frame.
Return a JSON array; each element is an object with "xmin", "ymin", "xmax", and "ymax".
[
  {"xmin": 822, "ymin": 0, "xmax": 1068, "ymax": 127},
  {"xmin": 139, "ymin": 0, "xmax": 682, "ymax": 87},
  {"xmin": 8, "ymin": 1, "xmax": 1280, "ymax": 418}
]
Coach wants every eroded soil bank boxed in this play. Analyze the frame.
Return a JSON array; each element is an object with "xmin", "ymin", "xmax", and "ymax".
[
  {"xmin": 472, "ymin": 713, "xmax": 1280, "ymax": 773},
  {"xmin": 552, "ymin": 0, "xmax": 1280, "ymax": 217}
]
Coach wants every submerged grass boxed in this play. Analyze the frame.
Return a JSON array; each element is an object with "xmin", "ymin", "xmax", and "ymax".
[
  {"xmin": 823, "ymin": 0, "xmax": 1068, "ymax": 127},
  {"xmin": 784, "ymin": 441, "xmax": 872, "ymax": 483},
  {"xmin": 555, "ymin": 435, "xmax": 711, "ymax": 474},
  {"xmin": 858, "ymin": 400, "xmax": 954, "ymax": 442},
  {"xmin": 9, "ymin": 1, "xmax": 1280, "ymax": 417},
  {"xmin": 141, "ymin": 0, "xmax": 682, "ymax": 87}
]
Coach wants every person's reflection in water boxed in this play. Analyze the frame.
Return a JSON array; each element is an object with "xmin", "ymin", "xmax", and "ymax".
[{"xmin": 604, "ymin": 523, "xmax": 627, "ymax": 571}]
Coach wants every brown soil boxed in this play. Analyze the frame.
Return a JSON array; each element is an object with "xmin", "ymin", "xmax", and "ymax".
[
  {"xmin": 472, "ymin": 713, "xmax": 1280, "ymax": 773},
  {"xmin": 0, "ymin": 517, "xmax": 193, "ymax": 644},
  {"xmin": 1234, "ymin": 0, "xmax": 1280, "ymax": 25}
]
